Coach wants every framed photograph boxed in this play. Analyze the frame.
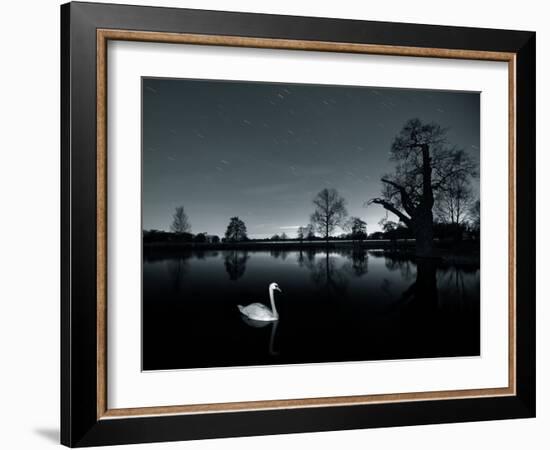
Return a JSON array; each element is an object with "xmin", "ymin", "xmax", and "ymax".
[{"xmin": 61, "ymin": 2, "xmax": 536, "ymax": 447}]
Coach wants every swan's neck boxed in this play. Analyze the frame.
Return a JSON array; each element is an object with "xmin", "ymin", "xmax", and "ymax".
[{"xmin": 269, "ymin": 287, "xmax": 279, "ymax": 318}]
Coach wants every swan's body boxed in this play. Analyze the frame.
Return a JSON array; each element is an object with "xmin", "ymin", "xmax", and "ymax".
[
  {"xmin": 238, "ymin": 303, "xmax": 277, "ymax": 321},
  {"xmin": 238, "ymin": 283, "xmax": 281, "ymax": 322}
]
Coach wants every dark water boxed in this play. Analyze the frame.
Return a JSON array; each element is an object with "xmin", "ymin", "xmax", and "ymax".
[{"xmin": 142, "ymin": 248, "xmax": 480, "ymax": 371}]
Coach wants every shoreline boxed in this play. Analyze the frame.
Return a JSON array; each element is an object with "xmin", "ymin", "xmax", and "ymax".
[{"xmin": 143, "ymin": 239, "xmax": 480, "ymax": 263}]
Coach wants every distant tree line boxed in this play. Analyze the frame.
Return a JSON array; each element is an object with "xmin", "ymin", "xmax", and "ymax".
[
  {"xmin": 144, "ymin": 209, "xmax": 251, "ymax": 244},
  {"xmin": 144, "ymin": 206, "xmax": 221, "ymax": 244}
]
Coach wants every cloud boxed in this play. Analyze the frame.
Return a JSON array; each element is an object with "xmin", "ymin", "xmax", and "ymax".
[{"xmin": 279, "ymin": 225, "xmax": 300, "ymax": 230}]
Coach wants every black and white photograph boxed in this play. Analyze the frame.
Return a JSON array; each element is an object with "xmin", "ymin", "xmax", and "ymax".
[
  {"xmin": 0, "ymin": 0, "xmax": 540, "ymax": 448},
  {"xmin": 141, "ymin": 77, "xmax": 481, "ymax": 371}
]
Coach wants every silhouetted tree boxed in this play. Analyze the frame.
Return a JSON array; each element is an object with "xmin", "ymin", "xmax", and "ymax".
[
  {"xmin": 193, "ymin": 233, "xmax": 206, "ymax": 243},
  {"xmin": 296, "ymin": 226, "xmax": 306, "ymax": 243},
  {"xmin": 369, "ymin": 231, "xmax": 384, "ymax": 240},
  {"xmin": 271, "ymin": 234, "xmax": 280, "ymax": 241},
  {"xmin": 433, "ymin": 221, "xmax": 467, "ymax": 240},
  {"xmin": 370, "ymin": 119, "xmax": 476, "ymax": 256},
  {"xmin": 280, "ymin": 232, "xmax": 288, "ymax": 240},
  {"xmin": 435, "ymin": 176, "xmax": 474, "ymax": 226},
  {"xmin": 170, "ymin": 206, "xmax": 191, "ymax": 234},
  {"xmin": 378, "ymin": 218, "xmax": 397, "ymax": 241},
  {"xmin": 306, "ymin": 224, "xmax": 316, "ymax": 240},
  {"xmin": 310, "ymin": 188, "xmax": 348, "ymax": 244},
  {"xmin": 346, "ymin": 216, "xmax": 367, "ymax": 241},
  {"xmin": 224, "ymin": 217, "xmax": 248, "ymax": 242}
]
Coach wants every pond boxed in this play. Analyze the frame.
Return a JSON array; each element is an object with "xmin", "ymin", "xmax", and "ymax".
[{"xmin": 142, "ymin": 248, "xmax": 480, "ymax": 371}]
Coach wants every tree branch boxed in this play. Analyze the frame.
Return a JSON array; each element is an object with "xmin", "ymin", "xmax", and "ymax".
[
  {"xmin": 381, "ymin": 178, "xmax": 416, "ymax": 217},
  {"xmin": 369, "ymin": 198, "xmax": 412, "ymax": 226}
]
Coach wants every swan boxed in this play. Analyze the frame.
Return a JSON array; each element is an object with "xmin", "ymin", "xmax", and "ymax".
[{"xmin": 238, "ymin": 282, "xmax": 282, "ymax": 321}]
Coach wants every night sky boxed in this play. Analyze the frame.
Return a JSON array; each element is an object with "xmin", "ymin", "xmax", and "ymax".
[{"xmin": 142, "ymin": 78, "xmax": 479, "ymax": 238}]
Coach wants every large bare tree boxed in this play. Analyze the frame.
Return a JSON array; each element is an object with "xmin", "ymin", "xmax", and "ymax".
[
  {"xmin": 170, "ymin": 206, "xmax": 191, "ymax": 234},
  {"xmin": 310, "ymin": 188, "xmax": 348, "ymax": 244},
  {"xmin": 370, "ymin": 118, "xmax": 476, "ymax": 256}
]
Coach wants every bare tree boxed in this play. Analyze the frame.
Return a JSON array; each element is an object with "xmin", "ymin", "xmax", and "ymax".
[
  {"xmin": 369, "ymin": 118, "xmax": 476, "ymax": 256},
  {"xmin": 170, "ymin": 206, "xmax": 191, "ymax": 234},
  {"xmin": 310, "ymin": 188, "xmax": 348, "ymax": 244},
  {"xmin": 224, "ymin": 217, "xmax": 248, "ymax": 242},
  {"xmin": 296, "ymin": 226, "xmax": 306, "ymax": 243},
  {"xmin": 434, "ymin": 176, "xmax": 474, "ymax": 225},
  {"xmin": 280, "ymin": 232, "xmax": 288, "ymax": 241}
]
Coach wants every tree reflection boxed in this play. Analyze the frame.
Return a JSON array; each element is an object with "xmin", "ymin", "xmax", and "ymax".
[
  {"xmin": 296, "ymin": 248, "xmax": 316, "ymax": 268},
  {"xmin": 384, "ymin": 253, "xmax": 414, "ymax": 281},
  {"xmin": 379, "ymin": 252, "xmax": 479, "ymax": 314},
  {"xmin": 399, "ymin": 258, "xmax": 438, "ymax": 312},
  {"xmin": 301, "ymin": 250, "xmax": 349, "ymax": 299},
  {"xmin": 344, "ymin": 248, "xmax": 369, "ymax": 277},
  {"xmin": 270, "ymin": 248, "xmax": 289, "ymax": 260},
  {"xmin": 166, "ymin": 255, "xmax": 191, "ymax": 294},
  {"xmin": 436, "ymin": 262, "xmax": 479, "ymax": 310},
  {"xmin": 224, "ymin": 251, "xmax": 249, "ymax": 281},
  {"xmin": 297, "ymin": 248, "xmax": 371, "ymax": 297}
]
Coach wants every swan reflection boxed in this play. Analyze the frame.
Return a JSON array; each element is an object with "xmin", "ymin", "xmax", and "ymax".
[{"xmin": 240, "ymin": 316, "xmax": 280, "ymax": 356}]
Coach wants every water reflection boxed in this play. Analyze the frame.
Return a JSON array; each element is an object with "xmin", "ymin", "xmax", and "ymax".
[
  {"xmin": 295, "ymin": 248, "xmax": 370, "ymax": 298},
  {"xmin": 399, "ymin": 258, "xmax": 438, "ymax": 311},
  {"xmin": 382, "ymin": 252, "xmax": 414, "ymax": 281},
  {"xmin": 307, "ymin": 251, "xmax": 349, "ymax": 298},
  {"xmin": 240, "ymin": 317, "xmax": 279, "ymax": 356},
  {"xmin": 270, "ymin": 248, "xmax": 289, "ymax": 260},
  {"xmin": 143, "ymin": 247, "xmax": 480, "ymax": 370},
  {"xmin": 224, "ymin": 250, "xmax": 249, "ymax": 281},
  {"xmin": 344, "ymin": 248, "xmax": 369, "ymax": 277},
  {"xmin": 167, "ymin": 257, "xmax": 189, "ymax": 293}
]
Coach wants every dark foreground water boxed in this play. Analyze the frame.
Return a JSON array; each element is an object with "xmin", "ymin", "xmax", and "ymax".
[{"xmin": 142, "ymin": 248, "xmax": 480, "ymax": 371}]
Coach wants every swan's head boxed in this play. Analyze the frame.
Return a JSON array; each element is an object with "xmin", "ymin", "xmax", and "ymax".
[{"xmin": 269, "ymin": 282, "xmax": 282, "ymax": 293}]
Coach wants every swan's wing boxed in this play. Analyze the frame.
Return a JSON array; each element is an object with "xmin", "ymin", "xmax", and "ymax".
[{"xmin": 238, "ymin": 302, "xmax": 275, "ymax": 321}]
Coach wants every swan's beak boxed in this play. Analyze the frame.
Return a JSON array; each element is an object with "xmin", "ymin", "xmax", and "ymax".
[{"xmin": 276, "ymin": 287, "xmax": 282, "ymax": 293}]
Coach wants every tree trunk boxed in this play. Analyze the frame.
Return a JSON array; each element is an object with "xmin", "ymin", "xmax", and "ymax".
[
  {"xmin": 412, "ymin": 258, "xmax": 438, "ymax": 310},
  {"xmin": 415, "ymin": 144, "xmax": 435, "ymax": 257},
  {"xmin": 414, "ymin": 208, "xmax": 434, "ymax": 257},
  {"xmin": 399, "ymin": 257, "xmax": 438, "ymax": 312}
]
